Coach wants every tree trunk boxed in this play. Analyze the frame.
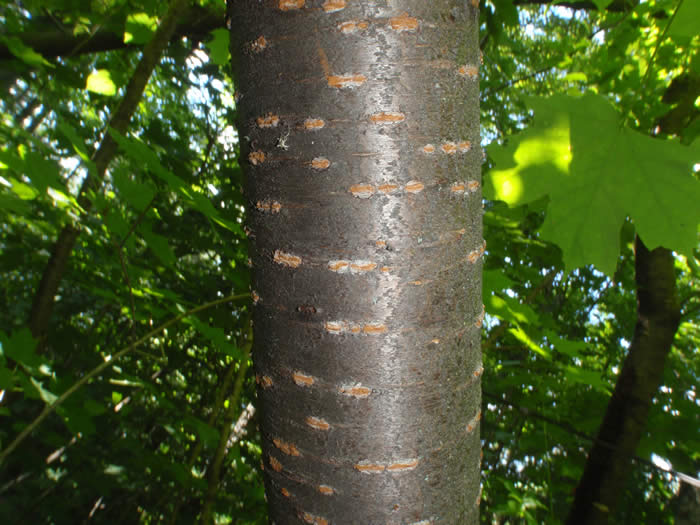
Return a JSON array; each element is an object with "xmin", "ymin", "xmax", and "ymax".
[
  {"xmin": 566, "ymin": 237, "xmax": 681, "ymax": 525},
  {"xmin": 229, "ymin": 1, "xmax": 482, "ymax": 523},
  {"xmin": 674, "ymin": 482, "xmax": 700, "ymax": 525}
]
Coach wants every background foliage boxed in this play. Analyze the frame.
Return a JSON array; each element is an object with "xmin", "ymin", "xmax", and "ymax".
[{"xmin": 0, "ymin": 0, "xmax": 697, "ymax": 523}]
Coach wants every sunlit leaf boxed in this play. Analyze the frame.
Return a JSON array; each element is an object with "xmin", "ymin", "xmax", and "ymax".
[
  {"xmin": 8, "ymin": 177, "xmax": 39, "ymax": 200},
  {"xmin": 486, "ymin": 295, "xmax": 539, "ymax": 325},
  {"xmin": 509, "ymin": 326, "xmax": 552, "ymax": 359},
  {"xmin": 104, "ymin": 464, "xmax": 126, "ymax": 475},
  {"xmin": 486, "ymin": 93, "xmax": 700, "ymax": 276},
  {"xmin": 86, "ymin": 69, "xmax": 117, "ymax": 96},
  {"xmin": 124, "ymin": 12, "xmax": 159, "ymax": 44},
  {"xmin": 0, "ymin": 36, "xmax": 53, "ymax": 67}
]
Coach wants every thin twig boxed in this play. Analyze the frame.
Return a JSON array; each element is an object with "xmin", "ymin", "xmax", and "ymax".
[
  {"xmin": 110, "ymin": 237, "xmax": 137, "ymax": 326},
  {"xmin": 118, "ymin": 194, "xmax": 158, "ymax": 250}
]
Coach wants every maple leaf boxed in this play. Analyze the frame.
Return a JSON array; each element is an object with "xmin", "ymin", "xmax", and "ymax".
[{"xmin": 485, "ymin": 93, "xmax": 700, "ymax": 276}]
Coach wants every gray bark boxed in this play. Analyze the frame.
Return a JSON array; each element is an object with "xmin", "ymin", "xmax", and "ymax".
[{"xmin": 230, "ymin": 1, "xmax": 482, "ymax": 523}]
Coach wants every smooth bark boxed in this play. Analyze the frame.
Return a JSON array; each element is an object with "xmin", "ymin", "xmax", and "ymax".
[{"xmin": 230, "ymin": 1, "xmax": 482, "ymax": 523}]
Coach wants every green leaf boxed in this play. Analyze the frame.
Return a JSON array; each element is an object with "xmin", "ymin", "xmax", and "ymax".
[
  {"xmin": 86, "ymin": 69, "xmax": 117, "ymax": 96},
  {"xmin": 57, "ymin": 404, "xmax": 97, "ymax": 436},
  {"xmin": 546, "ymin": 331, "xmax": 588, "ymax": 359},
  {"xmin": 1, "ymin": 328, "xmax": 41, "ymax": 370},
  {"xmin": 30, "ymin": 377, "xmax": 58, "ymax": 404},
  {"xmin": 56, "ymin": 122, "xmax": 96, "ymax": 170},
  {"xmin": 112, "ymin": 167, "xmax": 157, "ymax": 210},
  {"xmin": 0, "ymin": 365, "xmax": 14, "ymax": 390},
  {"xmin": 124, "ymin": 13, "xmax": 159, "ymax": 44},
  {"xmin": 483, "ymin": 269, "xmax": 515, "ymax": 297},
  {"xmin": 485, "ymin": 94, "xmax": 700, "ymax": 276},
  {"xmin": 0, "ymin": 193, "xmax": 31, "ymax": 215},
  {"xmin": 492, "ymin": 0, "xmax": 519, "ymax": 27},
  {"xmin": 486, "ymin": 295, "xmax": 539, "ymax": 325},
  {"xmin": 559, "ymin": 365, "xmax": 610, "ymax": 394},
  {"xmin": 8, "ymin": 177, "xmax": 39, "ymax": 200},
  {"xmin": 185, "ymin": 317, "xmax": 244, "ymax": 359},
  {"xmin": 141, "ymin": 228, "xmax": 176, "ymax": 266},
  {"xmin": 184, "ymin": 415, "xmax": 220, "ymax": 448},
  {"xmin": 590, "ymin": 0, "xmax": 613, "ymax": 9},
  {"xmin": 109, "ymin": 129, "xmax": 185, "ymax": 191},
  {"xmin": 206, "ymin": 28, "xmax": 231, "ymax": 67},
  {"xmin": 0, "ymin": 36, "xmax": 53, "ymax": 67},
  {"xmin": 509, "ymin": 326, "xmax": 552, "ymax": 359},
  {"xmin": 668, "ymin": 0, "xmax": 700, "ymax": 39},
  {"xmin": 0, "ymin": 148, "xmax": 24, "ymax": 172},
  {"xmin": 83, "ymin": 398, "xmax": 107, "ymax": 416},
  {"xmin": 20, "ymin": 151, "xmax": 66, "ymax": 197}
]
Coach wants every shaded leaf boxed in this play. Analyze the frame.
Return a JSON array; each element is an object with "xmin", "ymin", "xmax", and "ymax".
[
  {"xmin": 668, "ymin": 0, "xmax": 700, "ymax": 39},
  {"xmin": 141, "ymin": 228, "xmax": 176, "ymax": 266},
  {"xmin": 1, "ymin": 328, "xmax": 41, "ymax": 370},
  {"xmin": 184, "ymin": 415, "xmax": 220, "ymax": 448},
  {"xmin": 0, "ymin": 365, "xmax": 13, "ymax": 390},
  {"xmin": 207, "ymin": 28, "xmax": 231, "ymax": 67}
]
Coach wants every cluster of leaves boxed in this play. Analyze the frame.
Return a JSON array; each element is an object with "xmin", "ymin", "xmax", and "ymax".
[
  {"xmin": 1, "ymin": 0, "xmax": 266, "ymax": 523},
  {"xmin": 480, "ymin": 0, "xmax": 699, "ymax": 523},
  {"xmin": 0, "ymin": 0, "xmax": 697, "ymax": 523}
]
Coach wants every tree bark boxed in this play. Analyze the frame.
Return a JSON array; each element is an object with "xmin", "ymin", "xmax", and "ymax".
[
  {"xmin": 674, "ymin": 482, "xmax": 700, "ymax": 525},
  {"xmin": 566, "ymin": 237, "xmax": 681, "ymax": 525},
  {"xmin": 230, "ymin": 1, "xmax": 483, "ymax": 523}
]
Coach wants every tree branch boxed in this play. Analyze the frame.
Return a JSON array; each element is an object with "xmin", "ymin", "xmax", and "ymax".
[
  {"xmin": 28, "ymin": 0, "xmax": 191, "ymax": 344},
  {"xmin": 0, "ymin": 6, "xmax": 223, "ymax": 61}
]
